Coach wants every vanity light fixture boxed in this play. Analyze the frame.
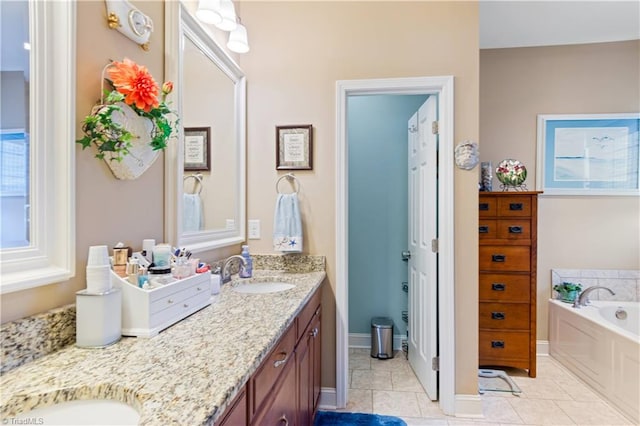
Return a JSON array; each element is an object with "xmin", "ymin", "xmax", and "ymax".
[
  {"xmin": 227, "ymin": 18, "xmax": 249, "ymax": 53},
  {"xmin": 195, "ymin": 0, "xmax": 223, "ymax": 25},
  {"xmin": 214, "ymin": 0, "xmax": 237, "ymax": 31}
]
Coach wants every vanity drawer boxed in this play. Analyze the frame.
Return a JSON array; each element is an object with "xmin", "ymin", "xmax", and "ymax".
[
  {"xmin": 479, "ymin": 273, "xmax": 530, "ymax": 302},
  {"xmin": 496, "ymin": 220, "xmax": 530, "ymax": 240},
  {"xmin": 251, "ymin": 321, "xmax": 297, "ymax": 416},
  {"xmin": 150, "ymin": 291, "xmax": 210, "ymax": 329},
  {"xmin": 479, "ymin": 330, "xmax": 529, "ymax": 361},
  {"xmin": 478, "ymin": 220, "xmax": 497, "ymax": 239},
  {"xmin": 497, "ymin": 196, "xmax": 531, "ymax": 217},
  {"xmin": 479, "ymin": 302, "xmax": 529, "ymax": 330},
  {"xmin": 479, "ymin": 246, "xmax": 530, "ymax": 272}
]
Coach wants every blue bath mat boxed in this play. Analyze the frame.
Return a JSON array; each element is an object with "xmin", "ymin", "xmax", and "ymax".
[{"xmin": 314, "ymin": 411, "xmax": 407, "ymax": 426}]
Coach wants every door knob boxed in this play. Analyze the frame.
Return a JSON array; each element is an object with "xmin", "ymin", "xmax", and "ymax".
[{"xmin": 402, "ymin": 251, "xmax": 411, "ymax": 261}]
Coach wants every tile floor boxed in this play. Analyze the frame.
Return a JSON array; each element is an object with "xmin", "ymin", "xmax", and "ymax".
[{"xmin": 331, "ymin": 348, "xmax": 634, "ymax": 425}]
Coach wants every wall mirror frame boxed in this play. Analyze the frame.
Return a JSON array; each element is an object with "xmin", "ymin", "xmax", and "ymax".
[
  {"xmin": 164, "ymin": 1, "xmax": 246, "ymax": 254},
  {"xmin": 0, "ymin": 0, "xmax": 76, "ymax": 294}
]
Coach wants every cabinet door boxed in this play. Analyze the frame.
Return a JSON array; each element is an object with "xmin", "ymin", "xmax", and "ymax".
[
  {"xmin": 298, "ymin": 307, "xmax": 321, "ymax": 426},
  {"xmin": 252, "ymin": 357, "xmax": 297, "ymax": 426},
  {"xmin": 310, "ymin": 310, "xmax": 321, "ymax": 416},
  {"xmin": 216, "ymin": 387, "xmax": 247, "ymax": 426}
]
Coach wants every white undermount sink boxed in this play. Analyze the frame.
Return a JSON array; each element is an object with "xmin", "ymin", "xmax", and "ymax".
[
  {"xmin": 232, "ymin": 282, "xmax": 296, "ymax": 294},
  {"xmin": 14, "ymin": 399, "xmax": 140, "ymax": 425}
]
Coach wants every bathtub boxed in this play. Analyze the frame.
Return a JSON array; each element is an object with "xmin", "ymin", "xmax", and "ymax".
[{"xmin": 549, "ymin": 300, "xmax": 639, "ymax": 423}]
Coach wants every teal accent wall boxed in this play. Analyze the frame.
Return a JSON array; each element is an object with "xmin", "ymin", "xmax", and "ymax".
[{"xmin": 347, "ymin": 94, "xmax": 429, "ymax": 337}]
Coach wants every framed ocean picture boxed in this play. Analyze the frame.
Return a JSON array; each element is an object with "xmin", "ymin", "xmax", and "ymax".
[{"xmin": 536, "ymin": 113, "xmax": 640, "ymax": 196}]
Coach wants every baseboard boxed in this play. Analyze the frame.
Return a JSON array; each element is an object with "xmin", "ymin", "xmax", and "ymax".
[
  {"xmin": 318, "ymin": 387, "xmax": 337, "ymax": 410},
  {"xmin": 537, "ymin": 340, "xmax": 549, "ymax": 356},
  {"xmin": 454, "ymin": 394, "xmax": 484, "ymax": 418},
  {"xmin": 349, "ymin": 332, "xmax": 404, "ymax": 351}
]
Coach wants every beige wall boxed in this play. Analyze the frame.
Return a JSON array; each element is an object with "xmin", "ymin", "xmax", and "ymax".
[
  {"xmin": 237, "ymin": 1, "xmax": 480, "ymax": 394},
  {"xmin": 480, "ymin": 40, "xmax": 640, "ymax": 341},
  {"xmin": 2, "ymin": 0, "xmax": 481, "ymax": 398}
]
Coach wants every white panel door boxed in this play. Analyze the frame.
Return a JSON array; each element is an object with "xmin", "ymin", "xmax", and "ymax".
[{"xmin": 407, "ymin": 95, "xmax": 438, "ymax": 400}]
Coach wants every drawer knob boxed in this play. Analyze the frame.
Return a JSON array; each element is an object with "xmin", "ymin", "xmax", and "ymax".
[
  {"xmin": 310, "ymin": 327, "xmax": 319, "ymax": 338},
  {"xmin": 491, "ymin": 340, "xmax": 505, "ymax": 349},
  {"xmin": 167, "ymin": 299, "xmax": 174, "ymax": 304},
  {"xmin": 491, "ymin": 283, "xmax": 506, "ymax": 291},
  {"xmin": 279, "ymin": 414, "xmax": 289, "ymax": 425},
  {"xmin": 491, "ymin": 312, "xmax": 505, "ymax": 320},
  {"xmin": 183, "ymin": 303, "xmax": 189, "ymax": 308},
  {"xmin": 479, "ymin": 203, "xmax": 489, "ymax": 211},
  {"xmin": 273, "ymin": 352, "xmax": 289, "ymax": 368},
  {"xmin": 196, "ymin": 287, "xmax": 202, "ymax": 291},
  {"xmin": 508, "ymin": 226, "xmax": 523, "ymax": 234},
  {"xmin": 491, "ymin": 254, "xmax": 506, "ymax": 262},
  {"xmin": 479, "ymin": 226, "xmax": 489, "ymax": 234},
  {"xmin": 509, "ymin": 203, "xmax": 523, "ymax": 211}
]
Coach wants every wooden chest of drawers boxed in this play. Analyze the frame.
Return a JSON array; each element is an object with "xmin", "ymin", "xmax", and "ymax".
[{"xmin": 479, "ymin": 191, "xmax": 540, "ymax": 377}]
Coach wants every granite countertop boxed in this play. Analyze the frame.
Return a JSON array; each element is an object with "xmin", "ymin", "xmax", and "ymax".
[{"xmin": 0, "ymin": 269, "xmax": 326, "ymax": 425}]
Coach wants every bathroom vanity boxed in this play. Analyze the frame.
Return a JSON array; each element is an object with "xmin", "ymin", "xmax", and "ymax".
[{"xmin": 0, "ymin": 263, "xmax": 325, "ymax": 425}]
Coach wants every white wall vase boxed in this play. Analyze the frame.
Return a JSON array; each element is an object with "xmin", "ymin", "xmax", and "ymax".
[{"xmin": 98, "ymin": 102, "xmax": 160, "ymax": 180}]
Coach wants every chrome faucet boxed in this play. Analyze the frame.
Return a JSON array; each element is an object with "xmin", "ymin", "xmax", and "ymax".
[
  {"xmin": 220, "ymin": 255, "xmax": 247, "ymax": 284},
  {"xmin": 573, "ymin": 286, "xmax": 615, "ymax": 308}
]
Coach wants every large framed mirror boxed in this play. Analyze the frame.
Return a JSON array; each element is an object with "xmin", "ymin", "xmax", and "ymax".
[{"xmin": 165, "ymin": 1, "xmax": 246, "ymax": 254}]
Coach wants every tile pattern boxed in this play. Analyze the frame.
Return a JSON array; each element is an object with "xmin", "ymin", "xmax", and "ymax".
[
  {"xmin": 1, "ymin": 304, "xmax": 76, "ymax": 374},
  {"xmin": 551, "ymin": 268, "xmax": 640, "ymax": 302},
  {"xmin": 0, "ymin": 267, "xmax": 326, "ymax": 425},
  {"xmin": 336, "ymin": 349, "xmax": 635, "ymax": 425}
]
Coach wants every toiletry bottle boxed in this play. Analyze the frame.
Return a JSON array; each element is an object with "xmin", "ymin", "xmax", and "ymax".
[
  {"xmin": 239, "ymin": 245, "xmax": 253, "ymax": 278},
  {"xmin": 126, "ymin": 257, "xmax": 140, "ymax": 286}
]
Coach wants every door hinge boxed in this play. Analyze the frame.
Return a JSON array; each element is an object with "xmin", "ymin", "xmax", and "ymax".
[
  {"xmin": 432, "ymin": 356, "xmax": 439, "ymax": 371},
  {"xmin": 431, "ymin": 239, "xmax": 438, "ymax": 253},
  {"xmin": 432, "ymin": 121, "xmax": 439, "ymax": 135}
]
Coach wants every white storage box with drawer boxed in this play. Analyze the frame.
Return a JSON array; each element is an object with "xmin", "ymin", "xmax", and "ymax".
[{"xmin": 111, "ymin": 271, "xmax": 211, "ymax": 337}]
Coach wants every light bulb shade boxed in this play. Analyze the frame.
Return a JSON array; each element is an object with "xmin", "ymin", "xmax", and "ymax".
[
  {"xmin": 195, "ymin": 0, "xmax": 222, "ymax": 25},
  {"xmin": 227, "ymin": 23, "xmax": 249, "ymax": 53},
  {"xmin": 215, "ymin": 0, "xmax": 238, "ymax": 31}
]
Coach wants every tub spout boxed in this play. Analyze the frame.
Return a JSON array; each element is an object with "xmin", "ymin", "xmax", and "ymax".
[{"xmin": 573, "ymin": 286, "xmax": 615, "ymax": 308}]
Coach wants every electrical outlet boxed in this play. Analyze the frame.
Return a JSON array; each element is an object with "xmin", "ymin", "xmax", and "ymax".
[{"xmin": 248, "ymin": 219, "xmax": 261, "ymax": 239}]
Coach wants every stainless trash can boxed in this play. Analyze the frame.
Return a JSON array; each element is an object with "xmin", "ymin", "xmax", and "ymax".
[{"xmin": 371, "ymin": 317, "xmax": 394, "ymax": 359}]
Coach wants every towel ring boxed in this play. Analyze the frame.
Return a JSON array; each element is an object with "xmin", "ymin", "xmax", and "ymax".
[
  {"xmin": 184, "ymin": 173, "xmax": 203, "ymax": 195},
  {"xmin": 276, "ymin": 173, "xmax": 300, "ymax": 194}
]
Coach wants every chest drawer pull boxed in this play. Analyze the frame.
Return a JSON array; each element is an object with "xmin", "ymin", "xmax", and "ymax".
[
  {"xmin": 491, "ymin": 254, "xmax": 506, "ymax": 262},
  {"xmin": 491, "ymin": 312, "xmax": 505, "ymax": 320},
  {"xmin": 479, "ymin": 203, "xmax": 489, "ymax": 211},
  {"xmin": 509, "ymin": 203, "xmax": 523, "ymax": 211},
  {"xmin": 508, "ymin": 226, "xmax": 523, "ymax": 234},
  {"xmin": 491, "ymin": 283, "xmax": 506, "ymax": 291},
  {"xmin": 273, "ymin": 352, "xmax": 289, "ymax": 368},
  {"xmin": 491, "ymin": 340, "xmax": 505, "ymax": 348},
  {"xmin": 279, "ymin": 414, "xmax": 289, "ymax": 425},
  {"xmin": 479, "ymin": 226, "xmax": 489, "ymax": 233}
]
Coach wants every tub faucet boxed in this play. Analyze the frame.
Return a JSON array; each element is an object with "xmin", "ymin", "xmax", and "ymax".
[
  {"xmin": 573, "ymin": 286, "xmax": 615, "ymax": 308},
  {"xmin": 220, "ymin": 255, "xmax": 247, "ymax": 284}
]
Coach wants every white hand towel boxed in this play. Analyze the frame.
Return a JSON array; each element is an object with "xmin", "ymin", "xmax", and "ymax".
[
  {"xmin": 273, "ymin": 193, "xmax": 303, "ymax": 252},
  {"xmin": 183, "ymin": 193, "xmax": 203, "ymax": 232}
]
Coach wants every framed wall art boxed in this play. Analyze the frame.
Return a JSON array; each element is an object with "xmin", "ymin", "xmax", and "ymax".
[
  {"xmin": 536, "ymin": 113, "xmax": 640, "ymax": 196},
  {"xmin": 276, "ymin": 124, "xmax": 313, "ymax": 170},
  {"xmin": 184, "ymin": 127, "xmax": 211, "ymax": 171}
]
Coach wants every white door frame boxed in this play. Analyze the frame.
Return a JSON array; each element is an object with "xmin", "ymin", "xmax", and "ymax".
[{"xmin": 335, "ymin": 76, "xmax": 456, "ymax": 415}]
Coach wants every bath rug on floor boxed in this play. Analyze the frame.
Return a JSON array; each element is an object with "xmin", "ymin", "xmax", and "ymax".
[
  {"xmin": 478, "ymin": 368, "xmax": 522, "ymax": 395},
  {"xmin": 314, "ymin": 411, "xmax": 407, "ymax": 426}
]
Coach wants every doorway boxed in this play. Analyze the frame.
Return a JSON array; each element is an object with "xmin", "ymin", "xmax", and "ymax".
[{"xmin": 335, "ymin": 76, "xmax": 456, "ymax": 415}]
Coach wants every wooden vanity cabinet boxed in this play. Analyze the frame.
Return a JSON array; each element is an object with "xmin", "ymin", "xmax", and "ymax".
[
  {"xmin": 236, "ymin": 284, "xmax": 322, "ymax": 426},
  {"xmin": 478, "ymin": 192, "xmax": 540, "ymax": 378}
]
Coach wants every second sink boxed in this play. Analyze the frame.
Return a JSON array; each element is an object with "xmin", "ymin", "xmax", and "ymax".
[{"xmin": 232, "ymin": 282, "xmax": 295, "ymax": 294}]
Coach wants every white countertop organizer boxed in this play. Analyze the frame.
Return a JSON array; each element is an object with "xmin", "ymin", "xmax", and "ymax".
[{"xmin": 111, "ymin": 271, "xmax": 211, "ymax": 338}]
